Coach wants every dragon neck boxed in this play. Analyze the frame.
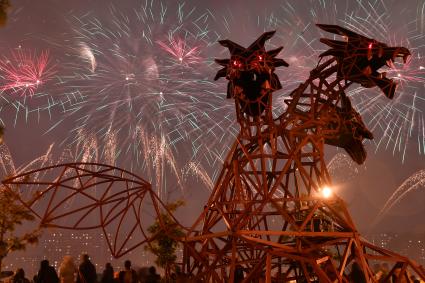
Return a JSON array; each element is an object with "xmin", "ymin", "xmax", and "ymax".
[
  {"xmin": 286, "ymin": 57, "xmax": 351, "ymax": 115},
  {"xmin": 234, "ymin": 57, "xmax": 351, "ymax": 141},
  {"xmin": 234, "ymin": 93, "xmax": 276, "ymax": 142}
]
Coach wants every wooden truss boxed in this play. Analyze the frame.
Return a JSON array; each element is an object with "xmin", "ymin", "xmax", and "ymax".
[
  {"xmin": 2, "ymin": 163, "xmax": 180, "ymax": 258},
  {"xmin": 182, "ymin": 28, "xmax": 424, "ymax": 282},
  {"xmin": 1, "ymin": 26, "xmax": 423, "ymax": 283}
]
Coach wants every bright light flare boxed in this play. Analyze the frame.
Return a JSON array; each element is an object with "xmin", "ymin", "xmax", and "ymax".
[{"xmin": 320, "ymin": 186, "xmax": 333, "ymax": 198}]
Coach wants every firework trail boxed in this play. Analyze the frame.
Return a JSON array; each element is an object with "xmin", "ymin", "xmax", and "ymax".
[
  {"xmin": 0, "ymin": 143, "xmax": 56, "ymax": 178},
  {"xmin": 327, "ymin": 152, "xmax": 363, "ymax": 183},
  {"xmin": 207, "ymin": 0, "xmax": 425, "ymax": 164},
  {"xmin": 79, "ymin": 42, "xmax": 97, "ymax": 73},
  {"xmin": 374, "ymin": 169, "xmax": 425, "ymax": 224},
  {"xmin": 0, "ymin": 142, "xmax": 56, "ymax": 201},
  {"xmin": 133, "ymin": 125, "xmax": 184, "ymax": 199},
  {"xmin": 327, "ymin": 0, "xmax": 425, "ymax": 162},
  {"xmin": 0, "ymin": 0, "xmax": 424, "ymax": 201},
  {"xmin": 183, "ymin": 161, "xmax": 214, "ymax": 191},
  {"xmin": 219, "ymin": 0, "xmax": 425, "ymax": 162},
  {"xmin": 33, "ymin": 2, "xmax": 240, "ymax": 197}
]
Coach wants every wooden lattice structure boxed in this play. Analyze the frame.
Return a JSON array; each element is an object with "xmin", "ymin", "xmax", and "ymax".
[
  {"xmin": 181, "ymin": 25, "xmax": 424, "ymax": 282},
  {"xmin": 2, "ymin": 24, "xmax": 424, "ymax": 282},
  {"xmin": 2, "ymin": 163, "xmax": 180, "ymax": 258}
]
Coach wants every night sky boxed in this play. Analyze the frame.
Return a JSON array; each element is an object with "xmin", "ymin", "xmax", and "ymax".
[{"xmin": 0, "ymin": 0, "xmax": 424, "ymax": 271}]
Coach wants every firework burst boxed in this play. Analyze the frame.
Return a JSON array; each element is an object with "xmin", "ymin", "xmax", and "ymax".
[
  {"xmin": 374, "ymin": 169, "xmax": 425, "ymax": 225},
  {"xmin": 1, "ymin": 0, "xmax": 424, "ymax": 200},
  {"xmin": 328, "ymin": 1, "xmax": 425, "ymax": 162},
  {"xmin": 156, "ymin": 36, "xmax": 202, "ymax": 66},
  {"xmin": 0, "ymin": 48, "xmax": 55, "ymax": 97},
  {"xmin": 32, "ymin": 2, "xmax": 239, "ymax": 198}
]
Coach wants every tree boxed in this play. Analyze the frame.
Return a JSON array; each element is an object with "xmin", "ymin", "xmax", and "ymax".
[
  {"xmin": 0, "ymin": 126, "xmax": 4, "ymax": 144},
  {"xmin": 145, "ymin": 200, "xmax": 185, "ymax": 282},
  {"xmin": 0, "ymin": 188, "xmax": 40, "ymax": 272},
  {"xmin": 0, "ymin": 1, "xmax": 38, "ymax": 272},
  {"xmin": 0, "ymin": 0, "xmax": 10, "ymax": 143},
  {"xmin": 0, "ymin": 0, "xmax": 10, "ymax": 27}
]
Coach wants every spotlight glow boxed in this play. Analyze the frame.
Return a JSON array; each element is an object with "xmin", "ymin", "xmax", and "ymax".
[{"xmin": 321, "ymin": 186, "xmax": 333, "ymax": 198}]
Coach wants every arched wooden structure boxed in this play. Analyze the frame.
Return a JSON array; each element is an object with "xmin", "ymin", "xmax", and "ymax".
[
  {"xmin": 2, "ymin": 163, "xmax": 180, "ymax": 258},
  {"xmin": 2, "ymin": 25, "xmax": 424, "ymax": 283}
]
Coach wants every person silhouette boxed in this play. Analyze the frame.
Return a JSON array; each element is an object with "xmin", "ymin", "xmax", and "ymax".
[
  {"xmin": 101, "ymin": 263, "xmax": 114, "ymax": 283},
  {"xmin": 12, "ymin": 268, "xmax": 30, "ymax": 283},
  {"xmin": 59, "ymin": 256, "xmax": 77, "ymax": 283},
  {"xmin": 118, "ymin": 261, "xmax": 137, "ymax": 283},
  {"xmin": 144, "ymin": 267, "xmax": 160, "ymax": 283},
  {"xmin": 77, "ymin": 254, "xmax": 97, "ymax": 283},
  {"xmin": 36, "ymin": 260, "xmax": 59, "ymax": 283}
]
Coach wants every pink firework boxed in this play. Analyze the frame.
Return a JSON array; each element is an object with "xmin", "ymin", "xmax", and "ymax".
[
  {"xmin": 388, "ymin": 53, "xmax": 425, "ymax": 86},
  {"xmin": 156, "ymin": 37, "xmax": 201, "ymax": 66},
  {"xmin": 0, "ymin": 49, "xmax": 55, "ymax": 97}
]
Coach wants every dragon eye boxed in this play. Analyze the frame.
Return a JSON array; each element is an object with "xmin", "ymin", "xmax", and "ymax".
[
  {"xmin": 368, "ymin": 43, "xmax": 373, "ymax": 49},
  {"xmin": 232, "ymin": 60, "xmax": 242, "ymax": 68},
  {"xmin": 258, "ymin": 55, "xmax": 263, "ymax": 61}
]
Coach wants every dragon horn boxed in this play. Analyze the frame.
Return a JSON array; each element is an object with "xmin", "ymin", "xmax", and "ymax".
[
  {"xmin": 214, "ymin": 67, "xmax": 227, "ymax": 81},
  {"xmin": 316, "ymin": 24, "xmax": 363, "ymax": 39},
  {"xmin": 247, "ymin": 31, "xmax": 276, "ymax": 52},
  {"xmin": 267, "ymin": 46, "xmax": 284, "ymax": 57},
  {"xmin": 218, "ymin": 39, "xmax": 245, "ymax": 55},
  {"xmin": 214, "ymin": 59, "xmax": 230, "ymax": 66},
  {"xmin": 273, "ymin": 58, "xmax": 289, "ymax": 67}
]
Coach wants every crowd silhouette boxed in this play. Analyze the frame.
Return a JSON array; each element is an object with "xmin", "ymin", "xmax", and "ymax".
[
  {"xmin": 3, "ymin": 255, "xmax": 424, "ymax": 283},
  {"xmin": 3, "ymin": 255, "xmax": 162, "ymax": 283}
]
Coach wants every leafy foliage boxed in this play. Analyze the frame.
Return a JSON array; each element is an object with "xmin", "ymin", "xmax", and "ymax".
[
  {"xmin": 0, "ymin": 126, "xmax": 4, "ymax": 144},
  {"xmin": 0, "ymin": 0, "xmax": 9, "ymax": 141},
  {"xmin": 145, "ymin": 200, "xmax": 185, "ymax": 280},
  {"xmin": 0, "ymin": 188, "xmax": 40, "ymax": 272},
  {"xmin": 0, "ymin": 0, "xmax": 10, "ymax": 27}
]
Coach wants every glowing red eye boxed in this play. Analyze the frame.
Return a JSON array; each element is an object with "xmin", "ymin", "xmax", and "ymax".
[
  {"xmin": 258, "ymin": 55, "xmax": 263, "ymax": 60},
  {"xmin": 232, "ymin": 60, "xmax": 243, "ymax": 68},
  {"xmin": 368, "ymin": 43, "xmax": 373, "ymax": 49}
]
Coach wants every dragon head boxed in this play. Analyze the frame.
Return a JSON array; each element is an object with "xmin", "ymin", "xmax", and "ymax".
[
  {"xmin": 325, "ymin": 94, "xmax": 373, "ymax": 164},
  {"xmin": 214, "ymin": 31, "xmax": 288, "ymax": 117},
  {"xmin": 317, "ymin": 24, "xmax": 411, "ymax": 99}
]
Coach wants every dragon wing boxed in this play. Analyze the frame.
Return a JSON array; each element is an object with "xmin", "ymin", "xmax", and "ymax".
[{"xmin": 2, "ymin": 162, "xmax": 181, "ymax": 258}]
